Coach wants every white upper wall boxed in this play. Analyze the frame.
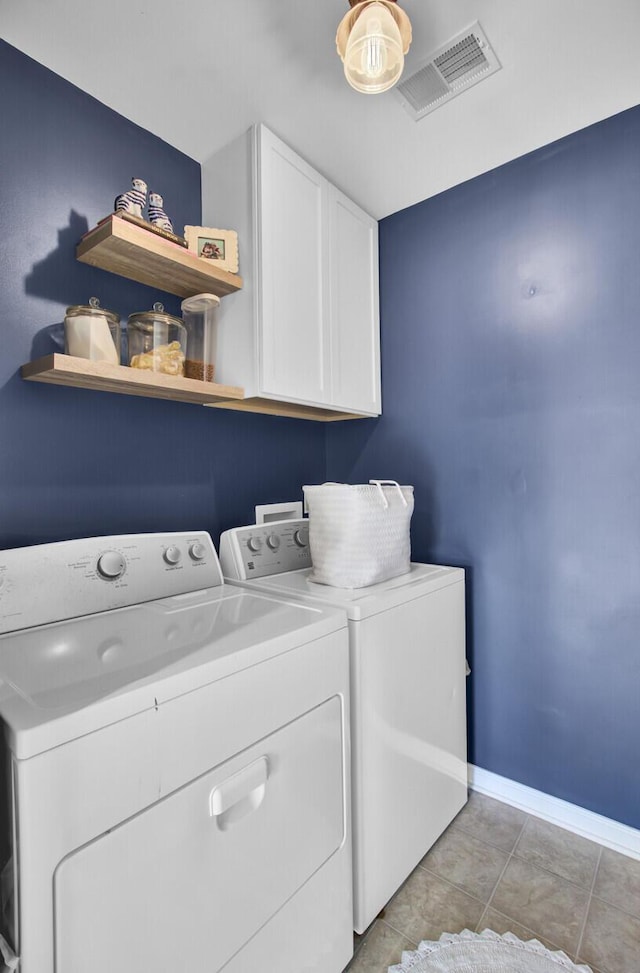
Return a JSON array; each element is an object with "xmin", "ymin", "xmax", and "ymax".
[{"xmin": 2, "ymin": 0, "xmax": 640, "ymax": 219}]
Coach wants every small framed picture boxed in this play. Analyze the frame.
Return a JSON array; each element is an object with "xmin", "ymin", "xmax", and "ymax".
[{"xmin": 184, "ymin": 226, "xmax": 239, "ymax": 273}]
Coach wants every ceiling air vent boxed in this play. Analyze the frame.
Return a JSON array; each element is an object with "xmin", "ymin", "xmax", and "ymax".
[{"xmin": 395, "ymin": 22, "xmax": 501, "ymax": 121}]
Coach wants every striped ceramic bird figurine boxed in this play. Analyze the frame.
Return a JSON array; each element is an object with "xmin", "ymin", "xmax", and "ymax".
[
  {"xmin": 148, "ymin": 192, "xmax": 173, "ymax": 233},
  {"xmin": 114, "ymin": 178, "xmax": 148, "ymax": 219}
]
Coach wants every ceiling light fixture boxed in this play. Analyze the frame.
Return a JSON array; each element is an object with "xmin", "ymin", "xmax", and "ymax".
[{"xmin": 336, "ymin": 0, "xmax": 412, "ymax": 95}]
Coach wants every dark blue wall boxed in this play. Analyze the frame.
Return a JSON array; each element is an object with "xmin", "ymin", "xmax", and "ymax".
[
  {"xmin": 0, "ymin": 41, "xmax": 324, "ymax": 550},
  {"xmin": 5, "ymin": 39, "xmax": 639, "ymax": 830},
  {"xmin": 327, "ymin": 107, "xmax": 640, "ymax": 829}
]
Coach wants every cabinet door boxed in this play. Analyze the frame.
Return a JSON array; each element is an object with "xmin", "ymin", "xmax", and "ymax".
[
  {"xmin": 328, "ymin": 188, "xmax": 381, "ymax": 414},
  {"xmin": 257, "ymin": 127, "xmax": 331, "ymax": 405}
]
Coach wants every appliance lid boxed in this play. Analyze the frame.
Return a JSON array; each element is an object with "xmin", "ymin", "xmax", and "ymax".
[
  {"xmin": 0, "ymin": 586, "xmax": 346, "ymax": 760},
  {"xmin": 232, "ymin": 562, "xmax": 464, "ymax": 620}
]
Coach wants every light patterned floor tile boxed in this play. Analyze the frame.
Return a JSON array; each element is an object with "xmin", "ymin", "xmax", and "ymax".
[
  {"xmin": 477, "ymin": 906, "xmax": 566, "ymax": 955},
  {"xmin": 420, "ymin": 825, "xmax": 509, "ymax": 902},
  {"xmin": 346, "ymin": 919, "xmax": 415, "ymax": 973},
  {"xmin": 490, "ymin": 856, "xmax": 590, "ymax": 955},
  {"xmin": 593, "ymin": 847, "xmax": 640, "ymax": 919},
  {"xmin": 383, "ymin": 866, "xmax": 484, "ymax": 945},
  {"xmin": 579, "ymin": 896, "xmax": 640, "ymax": 973},
  {"xmin": 452, "ymin": 790, "xmax": 526, "ymax": 852},
  {"xmin": 514, "ymin": 816, "xmax": 600, "ymax": 889}
]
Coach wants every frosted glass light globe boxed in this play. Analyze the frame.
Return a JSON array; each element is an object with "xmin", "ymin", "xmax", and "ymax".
[{"xmin": 344, "ymin": 1, "xmax": 404, "ymax": 93}]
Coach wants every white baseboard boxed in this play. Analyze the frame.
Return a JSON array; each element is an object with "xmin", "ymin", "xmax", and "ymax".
[{"xmin": 468, "ymin": 764, "xmax": 640, "ymax": 861}]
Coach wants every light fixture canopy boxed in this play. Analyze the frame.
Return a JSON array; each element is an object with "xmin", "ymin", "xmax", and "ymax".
[{"xmin": 336, "ymin": 0, "xmax": 412, "ymax": 94}]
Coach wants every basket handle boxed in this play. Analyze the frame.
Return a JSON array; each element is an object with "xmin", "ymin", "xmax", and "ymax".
[{"xmin": 369, "ymin": 479, "xmax": 408, "ymax": 509}]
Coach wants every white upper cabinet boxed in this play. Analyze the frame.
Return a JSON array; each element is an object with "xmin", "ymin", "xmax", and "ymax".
[
  {"xmin": 257, "ymin": 129, "xmax": 330, "ymax": 405},
  {"xmin": 201, "ymin": 125, "xmax": 381, "ymax": 417},
  {"xmin": 328, "ymin": 186, "xmax": 380, "ymax": 414}
]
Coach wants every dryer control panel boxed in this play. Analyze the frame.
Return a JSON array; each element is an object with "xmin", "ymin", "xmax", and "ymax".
[
  {"xmin": 220, "ymin": 519, "xmax": 312, "ymax": 581},
  {"xmin": 0, "ymin": 532, "xmax": 222, "ymax": 636}
]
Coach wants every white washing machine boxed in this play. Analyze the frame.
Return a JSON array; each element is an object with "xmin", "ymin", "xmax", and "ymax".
[
  {"xmin": 0, "ymin": 531, "xmax": 353, "ymax": 973},
  {"xmin": 220, "ymin": 519, "xmax": 468, "ymax": 934}
]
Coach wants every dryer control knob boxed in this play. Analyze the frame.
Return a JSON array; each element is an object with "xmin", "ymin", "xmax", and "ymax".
[
  {"xmin": 97, "ymin": 551, "xmax": 126, "ymax": 580},
  {"xmin": 247, "ymin": 537, "xmax": 263, "ymax": 553},
  {"xmin": 266, "ymin": 534, "xmax": 280, "ymax": 551},
  {"xmin": 294, "ymin": 529, "xmax": 309, "ymax": 548},
  {"xmin": 189, "ymin": 542, "xmax": 206, "ymax": 561},
  {"xmin": 163, "ymin": 546, "xmax": 182, "ymax": 565}
]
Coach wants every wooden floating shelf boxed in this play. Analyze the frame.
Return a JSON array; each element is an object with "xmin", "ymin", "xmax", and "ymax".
[
  {"xmin": 21, "ymin": 356, "xmax": 367, "ymax": 420},
  {"xmin": 77, "ymin": 215, "xmax": 243, "ymax": 299},
  {"xmin": 21, "ymin": 355, "xmax": 244, "ymax": 406}
]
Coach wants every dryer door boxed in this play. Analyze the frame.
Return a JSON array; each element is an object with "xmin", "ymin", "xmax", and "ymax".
[{"xmin": 54, "ymin": 695, "xmax": 346, "ymax": 973}]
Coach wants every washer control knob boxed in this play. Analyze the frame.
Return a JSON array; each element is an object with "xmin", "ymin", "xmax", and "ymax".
[
  {"xmin": 294, "ymin": 528, "xmax": 309, "ymax": 548},
  {"xmin": 189, "ymin": 542, "xmax": 207, "ymax": 561},
  {"xmin": 97, "ymin": 551, "xmax": 126, "ymax": 580},
  {"xmin": 247, "ymin": 537, "xmax": 263, "ymax": 553},
  {"xmin": 266, "ymin": 533, "xmax": 280, "ymax": 551},
  {"xmin": 163, "ymin": 546, "xmax": 182, "ymax": 565}
]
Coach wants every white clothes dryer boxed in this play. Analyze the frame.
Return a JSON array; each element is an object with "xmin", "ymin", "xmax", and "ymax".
[
  {"xmin": 0, "ymin": 531, "xmax": 352, "ymax": 973},
  {"xmin": 220, "ymin": 519, "xmax": 468, "ymax": 934}
]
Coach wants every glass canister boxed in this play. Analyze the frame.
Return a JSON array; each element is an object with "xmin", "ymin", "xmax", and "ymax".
[
  {"xmin": 64, "ymin": 297, "xmax": 121, "ymax": 364},
  {"xmin": 180, "ymin": 293, "xmax": 220, "ymax": 382},
  {"xmin": 127, "ymin": 302, "xmax": 186, "ymax": 376}
]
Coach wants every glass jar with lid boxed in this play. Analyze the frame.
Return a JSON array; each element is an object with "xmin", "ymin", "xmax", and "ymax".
[
  {"xmin": 127, "ymin": 302, "xmax": 187, "ymax": 376},
  {"xmin": 64, "ymin": 297, "xmax": 121, "ymax": 364},
  {"xmin": 181, "ymin": 293, "xmax": 220, "ymax": 382}
]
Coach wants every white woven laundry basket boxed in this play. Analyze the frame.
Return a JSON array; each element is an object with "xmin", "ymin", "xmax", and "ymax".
[{"xmin": 303, "ymin": 480, "xmax": 414, "ymax": 588}]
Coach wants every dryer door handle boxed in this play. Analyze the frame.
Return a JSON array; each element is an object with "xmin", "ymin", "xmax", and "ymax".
[{"xmin": 209, "ymin": 756, "xmax": 269, "ymax": 830}]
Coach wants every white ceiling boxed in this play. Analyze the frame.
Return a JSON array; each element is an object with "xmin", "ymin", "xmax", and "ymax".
[{"xmin": 2, "ymin": 0, "xmax": 640, "ymax": 219}]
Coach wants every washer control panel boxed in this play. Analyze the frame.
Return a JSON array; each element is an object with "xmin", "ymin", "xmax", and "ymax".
[
  {"xmin": 0, "ymin": 531, "xmax": 222, "ymax": 636},
  {"xmin": 219, "ymin": 519, "xmax": 311, "ymax": 581}
]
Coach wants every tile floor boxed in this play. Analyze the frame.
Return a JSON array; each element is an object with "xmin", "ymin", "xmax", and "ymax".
[{"xmin": 345, "ymin": 791, "xmax": 640, "ymax": 973}]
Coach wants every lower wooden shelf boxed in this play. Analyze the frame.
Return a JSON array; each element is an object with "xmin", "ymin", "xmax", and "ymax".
[
  {"xmin": 21, "ymin": 356, "xmax": 371, "ymax": 420},
  {"xmin": 21, "ymin": 355, "xmax": 244, "ymax": 405},
  {"xmin": 204, "ymin": 397, "xmax": 368, "ymax": 422}
]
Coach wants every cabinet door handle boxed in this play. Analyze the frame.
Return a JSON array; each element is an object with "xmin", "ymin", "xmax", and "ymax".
[{"xmin": 209, "ymin": 756, "xmax": 269, "ymax": 830}]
